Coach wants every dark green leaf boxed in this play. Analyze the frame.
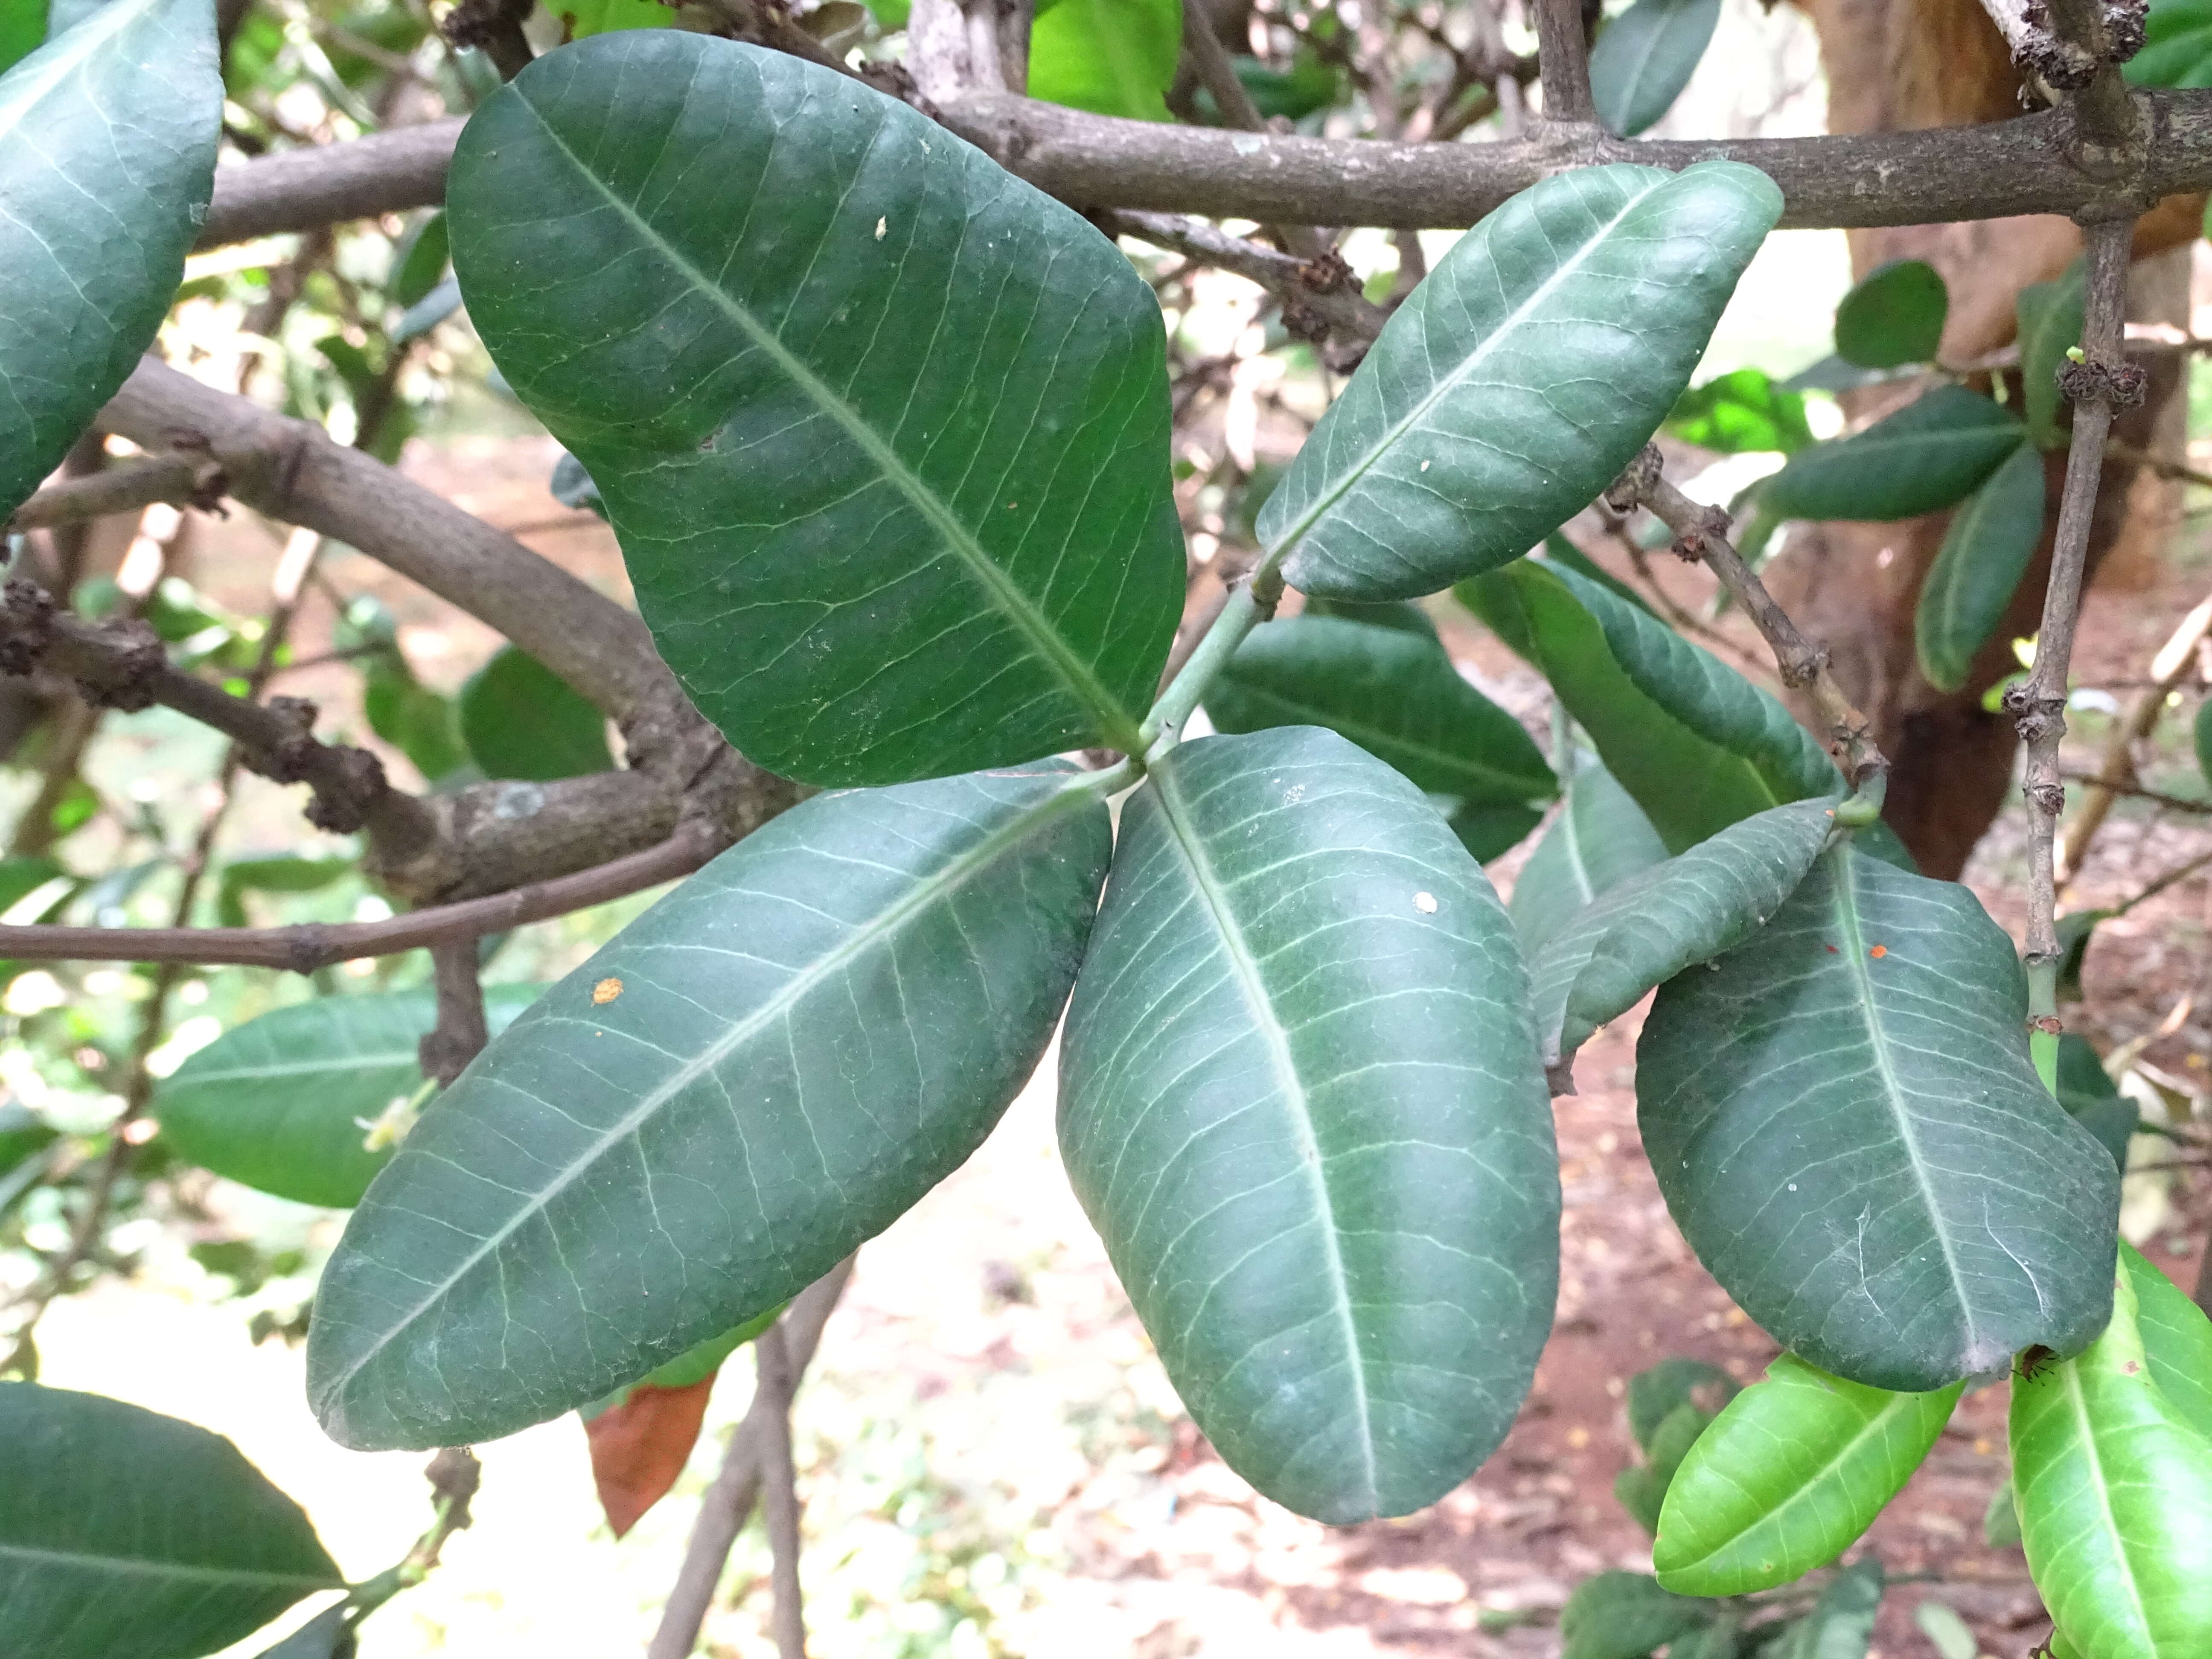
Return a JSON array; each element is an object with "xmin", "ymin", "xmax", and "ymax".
[
  {"xmin": 157, "ymin": 988, "xmax": 539, "ymax": 1209},
  {"xmin": 1536, "ymin": 533, "xmax": 1655, "ymax": 615},
  {"xmin": 1448, "ymin": 797, "xmax": 1545, "ymax": 861},
  {"xmin": 1058, "ymin": 727, "xmax": 1558, "ymax": 1521},
  {"xmin": 0, "ymin": 1383, "xmax": 341, "ymax": 1659},
  {"xmin": 2197, "ymin": 696, "xmax": 2212, "ymax": 790},
  {"xmin": 1833, "ymin": 260, "xmax": 1948, "ymax": 370},
  {"xmin": 1627, "ymin": 1356, "xmax": 1740, "ymax": 1451},
  {"xmin": 2017, "ymin": 264, "xmax": 2086, "ymax": 449},
  {"xmin": 1782, "ymin": 353, "xmax": 1898, "ymax": 395},
  {"xmin": 1203, "ymin": 614, "xmax": 1555, "ymax": 803},
  {"xmin": 451, "ymin": 36, "xmax": 1182, "ymax": 786},
  {"xmin": 1260, "ymin": 162, "xmax": 1779, "ymax": 599},
  {"xmin": 1653, "ymin": 1353, "xmax": 1961, "ymax": 1595},
  {"xmin": 364, "ymin": 663, "xmax": 467, "ymax": 786},
  {"xmin": 1027, "ymin": 0, "xmax": 1179, "ymax": 120},
  {"xmin": 1558, "ymin": 1570, "xmax": 1707, "ymax": 1659},
  {"xmin": 1508, "ymin": 758, "xmax": 1667, "ymax": 959},
  {"xmin": 1299, "ymin": 595, "xmax": 1439, "ymax": 639},
  {"xmin": 253, "ymin": 1603, "xmax": 356, "ymax": 1659},
  {"xmin": 1767, "ymin": 1560, "xmax": 1883, "ymax": 1659},
  {"xmin": 1530, "ymin": 798, "xmax": 1837, "ymax": 1084},
  {"xmin": 390, "ymin": 274, "xmax": 460, "ymax": 346},
  {"xmin": 2123, "ymin": 1241, "xmax": 2212, "ymax": 1445},
  {"xmin": 1615, "ymin": 1398, "xmax": 1712, "ymax": 1534},
  {"xmin": 1914, "ymin": 441, "xmax": 2046, "ymax": 692},
  {"xmin": 308, "ymin": 764, "xmax": 1112, "ymax": 1449},
  {"xmin": 1586, "ymin": 0, "xmax": 1720, "ymax": 136},
  {"xmin": 0, "ymin": 1101, "xmax": 58, "ymax": 1182},
  {"xmin": 1665, "ymin": 367, "xmax": 1814, "ymax": 454},
  {"xmin": 2056, "ymin": 1033, "xmax": 2138, "ymax": 1171},
  {"xmin": 1639, "ymin": 844, "xmax": 2121, "ymax": 1390},
  {"xmin": 550, "ymin": 449, "xmax": 605, "ymax": 518},
  {"xmin": 0, "ymin": 856, "xmax": 64, "ymax": 914},
  {"xmin": 391, "ymin": 210, "xmax": 449, "ymax": 308},
  {"xmin": 0, "ymin": 0, "xmax": 220, "ymax": 517},
  {"xmin": 2126, "ymin": 0, "xmax": 2212, "ymax": 88},
  {"xmin": 1229, "ymin": 48, "xmax": 1340, "ymax": 119},
  {"xmin": 459, "ymin": 644, "xmax": 612, "ymax": 782},
  {"xmin": 2055, "ymin": 906, "xmax": 2109, "ymax": 1001},
  {"xmin": 1759, "ymin": 386, "xmax": 2024, "ymax": 523}
]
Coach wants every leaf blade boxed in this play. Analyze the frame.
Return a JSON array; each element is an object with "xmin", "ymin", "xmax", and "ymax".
[
  {"xmin": 1760, "ymin": 385, "xmax": 2024, "ymax": 523},
  {"xmin": 1507, "ymin": 757, "xmax": 1668, "ymax": 958},
  {"xmin": 1832, "ymin": 259, "xmax": 1949, "ymax": 370},
  {"xmin": 1586, "ymin": 0, "xmax": 1721, "ymax": 136},
  {"xmin": 1915, "ymin": 441, "xmax": 2046, "ymax": 693}
]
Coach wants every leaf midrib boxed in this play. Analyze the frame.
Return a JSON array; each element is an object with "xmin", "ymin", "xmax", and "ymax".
[
  {"xmin": 2055, "ymin": 1359, "xmax": 2156, "ymax": 1646},
  {"xmin": 0, "ymin": 1540, "xmax": 337, "ymax": 1591},
  {"xmin": 0, "ymin": 0, "xmax": 157, "ymax": 131},
  {"xmin": 512, "ymin": 92, "xmax": 1141, "ymax": 752}
]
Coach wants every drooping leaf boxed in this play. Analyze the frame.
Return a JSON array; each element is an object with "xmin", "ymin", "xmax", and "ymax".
[
  {"xmin": 2057, "ymin": 1033, "xmax": 2139, "ymax": 1171},
  {"xmin": 1586, "ymin": 0, "xmax": 1720, "ymax": 136},
  {"xmin": 2017, "ymin": 264, "xmax": 2086, "ymax": 449},
  {"xmin": 1665, "ymin": 367, "xmax": 1814, "ymax": 454},
  {"xmin": 0, "ymin": 1384, "xmax": 342, "ymax": 1659},
  {"xmin": 1057, "ymin": 727, "xmax": 1558, "ymax": 1522},
  {"xmin": 450, "ymin": 36, "xmax": 1183, "ymax": 786},
  {"xmin": 1832, "ymin": 259, "xmax": 1949, "ymax": 370},
  {"xmin": 1653, "ymin": 1353, "xmax": 1962, "ymax": 1595},
  {"xmin": 1615, "ymin": 1397, "xmax": 1713, "ymax": 1534},
  {"xmin": 458, "ymin": 644, "xmax": 614, "ymax": 783},
  {"xmin": 2122, "ymin": 1242, "xmax": 2212, "ymax": 1445},
  {"xmin": 1914, "ymin": 441, "xmax": 2046, "ymax": 693},
  {"xmin": 1259, "ymin": 162, "xmax": 1779, "ymax": 599},
  {"xmin": 1984, "ymin": 1479, "xmax": 2022, "ymax": 1548},
  {"xmin": 1627, "ymin": 1356, "xmax": 1740, "ymax": 1451},
  {"xmin": 308, "ymin": 765, "xmax": 1112, "ymax": 1449},
  {"xmin": 1759, "ymin": 386, "xmax": 2024, "ymax": 524},
  {"xmin": 1528, "ymin": 797, "xmax": 1837, "ymax": 1083},
  {"xmin": 1027, "ymin": 0, "xmax": 1179, "ymax": 121},
  {"xmin": 1203, "ymin": 614, "xmax": 1555, "ymax": 804},
  {"xmin": 1507, "ymin": 757, "xmax": 1667, "ymax": 958},
  {"xmin": 1537, "ymin": 532, "xmax": 1654, "ymax": 615},
  {"xmin": 0, "ymin": 0, "xmax": 220, "ymax": 517},
  {"xmin": 156, "ymin": 988, "xmax": 540, "ymax": 1209},
  {"xmin": 1637, "ymin": 844, "xmax": 2121, "ymax": 1391},
  {"xmin": 215, "ymin": 851, "xmax": 354, "ymax": 928},
  {"xmin": 2126, "ymin": 0, "xmax": 2212, "ymax": 89},
  {"xmin": 2011, "ymin": 1254, "xmax": 2212, "ymax": 1659},
  {"xmin": 1767, "ymin": 1559, "xmax": 1883, "ymax": 1659},
  {"xmin": 1557, "ymin": 1570, "xmax": 1708, "ymax": 1659}
]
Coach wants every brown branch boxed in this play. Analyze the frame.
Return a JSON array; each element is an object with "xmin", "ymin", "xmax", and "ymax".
[
  {"xmin": 754, "ymin": 1320, "xmax": 808, "ymax": 1659},
  {"xmin": 4, "ymin": 451, "xmax": 227, "ymax": 532},
  {"xmin": 200, "ymin": 116, "xmax": 463, "ymax": 249},
  {"xmin": 420, "ymin": 941, "xmax": 490, "ymax": 1085},
  {"xmin": 1534, "ymin": 0, "xmax": 1596, "ymax": 126},
  {"xmin": 1103, "ymin": 210, "xmax": 1385, "ymax": 347}
]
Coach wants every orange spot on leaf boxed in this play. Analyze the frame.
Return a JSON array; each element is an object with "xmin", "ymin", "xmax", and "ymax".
[
  {"xmin": 1869, "ymin": 945, "xmax": 1887, "ymax": 959},
  {"xmin": 593, "ymin": 977, "xmax": 623, "ymax": 1005}
]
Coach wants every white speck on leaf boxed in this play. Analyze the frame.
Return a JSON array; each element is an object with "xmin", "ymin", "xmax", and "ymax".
[
  {"xmin": 1420, "ymin": 460, "xmax": 1430, "ymax": 472},
  {"xmin": 1414, "ymin": 891, "xmax": 1438, "ymax": 913},
  {"xmin": 875, "ymin": 217, "xmax": 887, "ymax": 240}
]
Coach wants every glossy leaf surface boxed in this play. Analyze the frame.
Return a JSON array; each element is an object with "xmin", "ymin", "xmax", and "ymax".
[
  {"xmin": 2123, "ymin": 1242, "xmax": 2212, "ymax": 1444},
  {"xmin": 1586, "ymin": 0, "xmax": 1720, "ymax": 136},
  {"xmin": 0, "ymin": 1384, "xmax": 341, "ymax": 1658},
  {"xmin": 2017, "ymin": 265, "xmax": 2085, "ymax": 448},
  {"xmin": 1259, "ymin": 162, "xmax": 1779, "ymax": 598},
  {"xmin": 1914, "ymin": 440, "xmax": 2045, "ymax": 693},
  {"xmin": 1639, "ymin": 845, "xmax": 2120, "ymax": 1390},
  {"xmin": 1059, "ymin": 727, "xmax": 1558, "ymax": 1521},
  {"xmin": 309, "ymin": 765, "xmax": 1112, "ymax": 1449},
  {"xmin": 1507, "ymin": 757, "xmax": 1666, "ymax": 958},
  {"xmin": 1654, "ymin": 1353, "xmax": 1962, "ymax": 1595},
  {"xmin": 1665, "ymin": 367, "xmax": 1813, "ymax": 454},
  {"xmin": 0, "ymin": 0, "xmax": 220, "ymax": 517},
  {"xmin": 459, "ymin": 644, "xmax": 614, "ymax": 782},
  {"xmin": 451, "ymin": 36, "xmax": 1183, "ymax": 785},
  {"xmin": 1027, "ymin": 0, "xmax": 1179, "ymax": 120},
  {"xmin": 1557, "ymin": 1570, "xmax": 1707, "ymax": 1659},
  {"xmin": 1832, "ymin": 259, "xmax": 1947, "ymax": 369},
  {"xmin": 1760, "ymin": 386, "xmax": 2023, "ymax": 523}
]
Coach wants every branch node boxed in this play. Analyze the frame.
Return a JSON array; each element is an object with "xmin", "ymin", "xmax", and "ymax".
[
  {"xmin": 73, "ymin": 618, "xmax": 165, "ymax": 712},
  {"xmin": 2058, "ymin": 355, "xmax": 2148, "ymax": 408},
  {"xmin": 1603, "ymin": 443, "xmax": 1663, "ymax": 513},
  {"xmin": 1295, "ymin": 248, "xmax": 1355, "ymax": 296},
  {"xmin": 0, "ymin": 579, "xmax": 55, "ymax": 677}
]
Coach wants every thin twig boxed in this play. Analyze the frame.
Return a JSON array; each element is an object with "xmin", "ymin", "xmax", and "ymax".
[
  {"xmin": 5, "ymin": 451, "xmax": 227, "ymax": 531},
  {"xmin": 2059, "ymin": 771, "xmax": 2212, "ymax": 815},
  {"xmin": 420, "ymin": 940, "xmax": 490, "ymax": 1085},
  {"xmin": 755, "ymin": 1321, "xmax": 808, "ymax": 1659},
  {"xmin": 2060, "ymin": 589, "xmax": 2212, "ymax": 873},
  {"xmin": 1102, "ymin": 210, "xmax": 1385, "ymax": 346},
  {"xmin": 1533, "ymin": 0, "xmax": 1596, "ymax": 125},
  {"xmin": 2106, "ymin": 437, "xmax": 2212, "ymax": 492}
]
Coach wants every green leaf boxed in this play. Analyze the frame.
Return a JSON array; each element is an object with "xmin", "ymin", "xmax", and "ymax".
[
  {"xmin": 1027, "ymin": 0, "xmax": 1179, "ymax": 120},
  {"xmin": 0, "ymin": 856, "xmax": 64, "ymax": 915},
  {"xmin": 585, "ymin": 1304, "xmax": 783, "ymax": 1417},
  {"xmin": 450, "ymin": 36, "xmax": 1182, "ymax": 786},
  {"xmin": 1832, "ymin": 259, "xmax": 1949, "ymax": 370},
  {"xmin": 1914, "ymin": 441, "xmax": 2046, "ymax": 693},
  {"xmin": 0, "ymin": 0, "xmax": 220, "ymax": 517},
  {"xmin": 550, "ymin": 0, "xmax": 672, "ymax": 35},
  {"xmin": 2057, "ymin": 1033, "xmax": 2139, "ymax": 1171},
  {"xmin": 1058, "ymin": 727, "xmax": 1558, "ymax": 1521},
  {"xmin": 1767, "ymin": 1560, "xmax": 1883, "ymax": 1659},
  {"xmin": 1586, "ymin": 0, "xmax": 1720, "ymax": 136},
  {"xmin": 550, "ymin": 449, "xmax": 606, "ymax": 519},
  {"xmin": 1537, "ymin": 532, "xmax": 1655, "ymax": 615},
  {"xmin": 307, "ymin": 764, "xmax": 1112, "ymax": 1449},
  {"xmin": 1638, "ymin": 844, "xmax": 2122, "ymax": 1391},
  {"xmin": 0, "ymin": 1100, "xmax": 58, "ymax": 1183},
  {"xmin": 2127, "ymin": 0, "xmax": 2212, "ymax": 88},
  {"xmin": 390, "ymin": 210, "xmax": 449, "ymax": 308},
  {"xmin": 364, "ymin": 663, "xmax": 467, "ymax": 785},
  {"xmin": 1259, "ymin": 162, "xmax": 1779, "ymax": 600},
  {"xmin": 2199, "ymin": 697, "xmax": 2212, "ymax": 789},
  {"xmin": 216, "ymin": 852, "xmax": 355, "ymax": 928},
  {"xmin": 2017, "ymin": 264, "xmax": 2086, "ymax": 449},
  {"xmin": 1202, "ymin": 614, "xmax": 1555, "ymax": 803},
  {"xmin": 1653, "ymin": 1352, "xmax": 1962, "ymax": 1595},
  {"xmin": 0, "ymin": 0, "xmax": 43, "ymax": 74},
  {"xmin": 1615, "ymin": 1397, "xmax": 1712, "ymax": 1533},
  {"xmin": 1665, "ymin": 367, "xmax": 1815, "ymax": 454},
  {"xmin": 2011, "ymin": 1254, "xmax": 2212, "ymax": 1659},
  {"xmin": 252, "ymin": 1603, "xmax": 356, "ymax": 1659},
  {"xmin": 1984, "ymin": 1478, "xmax": 2021, "ymax": 1547},
  {"xmin": 1557, "ymin": 1570, "xmax": 1707, "ymax": 1659},
  {"xmin": 1528, "ymin": 797, "xmax": 1837, "ymax": 1083},
  {"xmin": 1447, "ymin": 797, "xmax": 1544, "ymax": 861},
  {"xmin": 1229, "ymin": 47, "xmax": 1341, "ymax": 119},
  {"xmin": 0, "ymin": 1383, "xmax": 342, "ymax": 1659},
  {"xmin": 1300, "ymin": 596, "xmax": 1439, "ymax": 639},
  {"xmin": 458, "ymin": 644, "xmax": 613, "ymax": 782},
  {"xmin": 1759, "ymin": 385, "xmax": 2024, "ymax": 523},
  {"xmin": 1507, "ymin": 757, "xmax": 1667, "ymax": 958},
  {"xmin": 1913, "ymin": 1603, "xmax": 1977, "ymax": 1659},
  {"xmin": 2122, "ymin": 1241, "xmax": 2212, "ymax": 1445},
  {"xmin": 1627, "ymin": 1356, "xmax": 1740, "ymax": 1452},
  {"xmin": 156, "ymin": 988, "xmax": 539, "ymax": 1209}
]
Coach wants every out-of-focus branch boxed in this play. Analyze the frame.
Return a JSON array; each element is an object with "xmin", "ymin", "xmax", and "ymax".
[
  {"xmin": 1533, "ymin": 0, "xmax": 1596, "ymax": 125},
  {"xmin": 754, "ymin": 1321, "xmax": 808, "ymax": 1659},
  {"xmin": 5, "ymin": 450, "xmax": 227, "ymax": 531},
  {"xmin": 2059, "ymin": 588, "xmax": 2212, "ymax": 877},
  {"xmin": 199, "ymin": 117, "xmax": 464, "ymax": 249},
  {"xmin": 421, "ymin": 941, "xmax": 491, "ymax": 1085},
  {"xmin": 1103, "ymin": 211, "xmax": 1385, "ymax": 348}
]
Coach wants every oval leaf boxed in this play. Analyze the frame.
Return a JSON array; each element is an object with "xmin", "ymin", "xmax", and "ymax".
[
  {"xmin": 450, "ymin": 35, "xmax": 1183, "ymax": 786},
  {"xmin": 2017, "ymin": 264, "xmax": 2086, "ymax": 449},
  {"xmin": 1832, "ymin": 259, "xmax": 1949, "ymax": 370},
  {"xmin": 1638, "ymin": 844, "xmax": 2121, "ymax": 1390},
  {"xmin": 1260, "ymin": 161, "xmax": 1779, "ymax": 599},
  {"xmin": 1508, "ymin": 757, "xmax": 1667, "ymax": 958},
  {"xmin": 307, "ymin": 765, "xmax": 1112, "ymax": 1449},
  {"xmin": 1203, "ymin": 614, "xmax": 1556, "ymax": 803},
  {"xmin": 1586, "ymin": 0, "xmax": 1721, "ymax": 137},
  {"xmin": 459, "ymin": 644, "xmax": 614, "ymax": 782},
  {"xmin": 1057, "ymin": 727, "xmax": 1559, "ymax": 1521},
  {"xmin": 1760, "ymin": 385, "xmax": 2023, "ymax": 523},
  {"xmin": 0, "ymin": 1384, "xmax": 341, "ymax": 1659},
  {"xmin": 1654, "ymin": 1352, "xmax": 1962, "ymax": 1595},
  {"xmin": 1915, "ymin": 441, "xmax": 2045, "ymax": 693},
  {"xmin": 0, "ymin": 0, "xmax": 220, "ymax": 515}
]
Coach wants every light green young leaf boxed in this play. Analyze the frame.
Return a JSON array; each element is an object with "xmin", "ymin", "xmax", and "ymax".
[
  {"xmin": 1914, "ymin": 1600, "xmax": 1978, "ymax": 1659},
  {"xmin": 2017, "ymin": 264, "xmax": 2086, "ymax": 449},
  {"xmin": 450, "ymin": 36, "xmax": 1182, "ymax": 786},
  {"xmin": 459, "ymin": 644, "xmax": 614, "ymax": 782},
  {"xmin": 1058, "ymin": 727, "xmax": 1557, "ymax": 1522},
  {"xmin": 1260, "ymin": 161, "xmax": 1778, "ymax": 598},
  {"xmin": 2122, "ymin": 1241, "xmax": 2212, "ymax": 1444},
  {"xmin": 1653, "ymin": 1352, "xmax": 1962, "ymax": 1595},
  {"xmin": 1833, "ymin": 259, "xmax": 1948, "ymax": 370},
  {"xmin": 2126, "ymin": 0, "xmax": 2212, "ymax": 88},
  {"xmin": 1027, "ymin": 0, "xmax": 1179, "ymax": 120},
  {"xmin": 1586, "ymin": 0, "xmax": 1720, "ymax": 136},
  {"xmin": 1665, "ymin": 367, "xmax": 1815, "ymax": 454},
  {"xmin": 1915, "ymin": 440, "xmax": 2046, "ymax": 693},
  {"xmin": 550, "ymin": 0, "xmax": 672, "ymax": 35},
  {"xmin": 308, "ymin": 765, "xmax": 1112, "ymax": 1449},
  {"xmin": 1508, "ymin": 757, "xmax": 1667, "ymax": 958},
  {"xmin": 1759, "ymin": 385, "xmax": 2023, "ymax": 524},
  {"xmin": 1557, "ymin": 1570, "xmax": 1708, "ymax": 1659}
]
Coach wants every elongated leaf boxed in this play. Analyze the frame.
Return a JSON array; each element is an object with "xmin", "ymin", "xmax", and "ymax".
[
  {"xmin": 308, "ymin": 765, "xmax": 1111, "ymax": 1449},
  {"xmin": 2057, "ymin": 1033, "xmax": 2138, "ymax": 1170},
  {"xmin": 1558, "ymin": 1570, "xmax": 1708, "ymax": 1659},
  {"xmin": 1204, "ymin": 615, "xmax": 1554, "ymax": 803},
  {"xmin": 1529, "ymin": 797, "xmax": 1837, "ymax": 1083},
  {"xmin": 586, "ymin": 1369, "xmax": 719, "ymax": 1536},
  {"xmin": 1586, "ymin": 0, "xmax": 1720, "ymax": 136},
  {"xmin": 1654, "ymin": 1353, "xmax": 1962, "ymax": 1595},
  {"xmin": 1769, "ymin": 1559, "xmax": 1883, "ymax": 1659},
  {"xmin": 1258, "ymin": 162, "xmax": 1778, "ymax": 599},
  {"xmin": 1615, "ymin": 1398, "xmax": 1713, "ymax": 1533},
  {"xmin": 1666, "ymin": 367, "xmax": 1814, "ymax": 454},
  {"xmin": 2122, "ymin": 1242, "xmax": 2212, "ymax": 1444},
  {"xmin": 0, "ymin": 1384, "xmax": 341, "ymax": 1659},
  {"xmin": 1760, "ymin": 386, "xmax": 2023, "ymax": 523},
  {"xmin": 1058, "ymin": 727, "xmax": 1557, "ymax": 1521},
  {"xmin": 450, "ymin": 35, "xmax": 1182, "ymax": 786},
  {"xmin": 2011, "ymin": 1255, "xmax": 2212, "ymax": 1659},
  {"xmin": 1638, "ymin": 844, "xmax": 2120, "ymax": 1391},
  {"xmin": 0, "ymin": 0, "xmax": 220, "ymax": 516},
  {"xmin": 1027, "ymin": 0, "xmax": 1179, "ymax": 120},
  {"xmin": 1508, "ymin": 757, "xmax": 1667, "ymax": 958},
  {"xmin": 1300, "ymin": 595, "xmax": 1439, "ymax": 639},
  {"xmin": 156, "ymin": 988, "xmax": 539, "ymax": 1208},
  {"xmin": 1833, "ymin": 260, "xmax": 1948, "ymax": 370},
  {"xmin": 459, "ymin": 644, "xmax": 613, "ymax": 782},
  {"xmin": 2017, "ymin": 265, "xmax": 2086, "ymax": 449},
  {"xmin": 1915, "ymin": 442, "xmax": 2045, "ymax": 693}
]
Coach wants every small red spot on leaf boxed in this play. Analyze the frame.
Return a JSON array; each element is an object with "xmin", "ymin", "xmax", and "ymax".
[
  {"xmin": 1869, "ymin": 945, "xmax": 1887, "ymax": 958},
  {"xmin": 1825, "ymin": 945, "xmax": 1839, "ymax": 954}
]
